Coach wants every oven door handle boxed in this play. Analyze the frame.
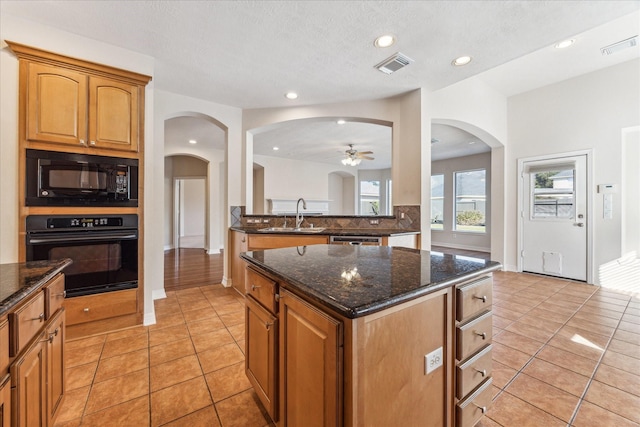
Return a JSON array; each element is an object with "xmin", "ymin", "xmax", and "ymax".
[{"xmin": 27, "ymin": 232, "xmax": 138, "ymax": 244}]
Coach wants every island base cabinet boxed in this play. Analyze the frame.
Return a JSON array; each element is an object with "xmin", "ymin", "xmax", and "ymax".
[
  {"xmin": 245, "ymin": 297, "xmax": 277, "ymax": 421},
  {"xmin": 46, "ymin": 310, "xmax": 65, "ymax": 426},
  {"xmin": 352, "ymin": 289, "xmax": 452, "ymax": 427},
  {"xmin": 279, "ymin": 289, "xmax": 343, "ymax": 427},
  {"xmin": 0, "ymin": 374, "xmax": 10, "ymax": 427},
  {"xmin": 11, "ymin": 332, "xmax": 47, "ymax": 427}
]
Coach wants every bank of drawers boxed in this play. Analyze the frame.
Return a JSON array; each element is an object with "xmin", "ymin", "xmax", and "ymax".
[{"xmin": 454, "ymin": 275, "xmax": 493, "ymax": 427}]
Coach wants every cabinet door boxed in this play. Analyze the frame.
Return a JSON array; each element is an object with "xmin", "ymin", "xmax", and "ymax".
[
  {"xmin": 245, "ymin": 297, "xmax": 277, "ymax": 420},
  {"xmin": 26, "ymin": 62, "xmax": 88, "ymax": 147},
  {"xmin": 279, "ymin": 289, "xmax": 342, "ymax": 427},
  {"xmin": 11, "ymin": 333, "xmax": 46, "ymax": 427},
  {"xmin": 0, "ymin": 374, "xmax": 10, "ymax": 427},
  {"xmin": 231, "ymin": 231, "xmax": 248, "ymax": 292},
  {"xmin": 46, "ymin": 309, "xmax": 65, "ymax": 426},
  {"xmin": 88, "ymin": 76, "xmax": 139, "ymax": 152}
]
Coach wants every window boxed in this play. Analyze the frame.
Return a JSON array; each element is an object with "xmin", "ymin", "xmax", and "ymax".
[
  {"xmin": 431, "ymin": 174, "xmax": 444, "ymax": 230},
  {"xmin": 454, "ymin": 169, "xmax": 486, "ymax": 233},
  {"xmin": 531, "ymin": 168, "xmax": 575, "ymax": 219},
  {"xmin": 360, "ymin": 180, "xmax": 380, "ymax": 215}
]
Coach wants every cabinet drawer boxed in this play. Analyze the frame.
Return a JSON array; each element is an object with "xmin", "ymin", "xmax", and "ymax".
[
  {"xmin": 246, "ymin": 268, "xmax": 278, "ymax": 314},
  {"xmin": 64, "ymin": 289, "xmax": 137, "ymax": 325},
  {"xmin": 45, "ymin": 273, "xmax": 65, "ymax": 320},
  {"xmin": 456, "ymin": 377, "xmax": 493, "ymax": 427},
  {"xmin": 9, "ymin": 291, "xmax": 46, "ymax": 357},
  {"xmin": 456, "ymin": 344, "xmax": 492, "ymax": 399},
  {"xmin": 456, "ymin": 311, "xmax": 492, "ymax": 361},
  {"xmin": 456, "ymin": 277, "xmax": 492, "ymax": 321},
  {"xmin": 0, "ymin": 319, "xmax": 8, "ymax": 375}
]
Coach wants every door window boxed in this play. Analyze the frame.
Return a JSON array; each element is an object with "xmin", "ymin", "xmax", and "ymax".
[{"xmin": 531, "ymin": 168, "xmax": 575, "ymax": 219}]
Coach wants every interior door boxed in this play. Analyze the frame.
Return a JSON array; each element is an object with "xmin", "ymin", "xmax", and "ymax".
[{"xmin": 521, "ymin": 155, "xmax": 587, "ymax": 281}]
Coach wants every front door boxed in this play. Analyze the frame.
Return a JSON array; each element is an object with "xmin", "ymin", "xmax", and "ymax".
[{"xmin": 521, "ymin": 154, "xmax": 588, "ymax": 281}]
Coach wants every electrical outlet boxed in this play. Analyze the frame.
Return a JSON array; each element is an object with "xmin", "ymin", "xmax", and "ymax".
[{"xmin": 425, "ymin": 347, "xmax": 443, "ymax": 374}]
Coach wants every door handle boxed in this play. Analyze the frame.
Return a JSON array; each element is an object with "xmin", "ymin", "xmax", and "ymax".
[{"xmin": 574, "ymin": 223, "xmax": 584, "ymax": 227}]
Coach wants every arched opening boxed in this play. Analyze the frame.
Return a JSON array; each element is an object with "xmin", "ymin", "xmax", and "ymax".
[{"xmin": 431, "ymin": 119, "xmax": 505, "ymax": 264}]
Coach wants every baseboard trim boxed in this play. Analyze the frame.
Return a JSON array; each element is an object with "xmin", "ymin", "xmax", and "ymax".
[
  {"xmin": 152, "ymin": 288, "xmax": 167, "ymax": 300},
  {"xmin": 431, "ymin": 242, "xmax": 490, "ymax": 253},
  {"xmin": 143, "ymin": 312, "xmax": 156, "ymax": 326}
]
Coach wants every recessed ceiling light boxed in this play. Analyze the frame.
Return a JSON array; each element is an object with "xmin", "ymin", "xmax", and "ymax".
[
  {"xmin": 285, "ymin": 92, "xmax": 298, "ymax": 100},
  {"xmin": 188, "ymin": 139, "xmax": 197, "ymax": 144},
  {"xmin": 273, "ymin": 146, "xmax": 279, "ymax": 151},
  {"xmin": 452, "ymin": 56, "xmax": 472, "ymax": 66},
  {"xmin": 374, "ymin": 34, "xmax": 395, "ymax": 48},
  {"xmin": 468, "ymin": 141, "xmax": 477, "ymax": 145},
  {"xmin": 555, "ymin": 39, "xmax": 575, "ymax": 49},
  {"xmin": 337, "ymin": 119, "xmax": 346, "ymax": 125}
]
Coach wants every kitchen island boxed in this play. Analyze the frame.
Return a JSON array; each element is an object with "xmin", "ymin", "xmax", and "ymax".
[
  {"xmin": 1, "ymin": 258, "xmax": 71, "ymax": 426},
  {"xmin": 241, "ymin": 245, "xmax": 501, "ymax": 427}
]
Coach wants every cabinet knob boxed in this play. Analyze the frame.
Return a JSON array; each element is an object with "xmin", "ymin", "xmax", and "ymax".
[
  {"xmin": 472, "ymin": 295, "xmax": 487, "ymax": 303},
  {"xmin": 474, "ymin": 368, "xmax": 487, "ymax": 377},
  {"xmin": 241, "ymin": 237, "xmax": 246, "ymax": 243},
  {"xmin": 473, "ymin": 404, "xmax": 487, "ymax": 414},
  {"xmin": 265, "ymin": 321, "xmax": 274, "ymax": 330},
  {"xmin": 474, "ymin": 331, "xmax": 487, "ymax": 340},
  {"xmin": 83, "ymin": 308, "xmax": 90, "ymax": 312},
  {"xmin": 80, "ymin": 139, "xmax": 86, "ymax": 146},
  {"xmin": 89, "ymin": 140, "xmax": 96, "ymax": 146}
]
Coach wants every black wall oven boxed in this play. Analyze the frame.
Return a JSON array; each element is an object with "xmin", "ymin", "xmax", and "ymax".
[{"xmin": 26, "ymin": 214, "xmax": 138, "ymax": 298}]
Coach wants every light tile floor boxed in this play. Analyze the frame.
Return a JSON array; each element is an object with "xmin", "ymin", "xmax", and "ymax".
[{"xmin": 54, "ymin": 271, "xmax": 640, "ymax": 426}]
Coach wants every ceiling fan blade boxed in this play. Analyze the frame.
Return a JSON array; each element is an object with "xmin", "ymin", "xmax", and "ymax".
[
  {"xmin": 358, "ymin": 151, "xmax": 374, "ymax": 155},
  {"xmin": 361, "ymin": 156, "xmax": 375, "ymax": 160}
]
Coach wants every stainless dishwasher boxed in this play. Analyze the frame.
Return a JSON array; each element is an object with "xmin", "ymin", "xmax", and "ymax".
[{"xmin": 329, "ymin": 235, "xmax": 382, "ymax": 246}]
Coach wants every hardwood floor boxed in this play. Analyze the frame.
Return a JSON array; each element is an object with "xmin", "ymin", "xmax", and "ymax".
[{"xmin": 164, "ymin": 248, "xmax": 224, "ymax": 292}]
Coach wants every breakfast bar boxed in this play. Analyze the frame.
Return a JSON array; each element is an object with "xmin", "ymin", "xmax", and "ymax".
[{"xmin": 241, "ymin": 245, "xmax": 501, "ymax": 427}]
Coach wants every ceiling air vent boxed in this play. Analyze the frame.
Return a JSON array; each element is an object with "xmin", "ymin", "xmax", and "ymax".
[
  {"xmin": 375, "ymin": 52, "xmax": 414, "ymax": 74},
  {"xmin": 601, "ymin": 36, "xmax": 638, "ymax": 56}
]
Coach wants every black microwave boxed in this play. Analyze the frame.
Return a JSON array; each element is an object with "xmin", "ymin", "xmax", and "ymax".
[{"xmin": 26, "ymin": 149, "xmax": 138, "ymax": 207}]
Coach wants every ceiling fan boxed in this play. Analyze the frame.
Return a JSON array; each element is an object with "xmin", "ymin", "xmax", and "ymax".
[{"xmin": 342, "ymin": 144, "xmax": 374, "ymax": 166}]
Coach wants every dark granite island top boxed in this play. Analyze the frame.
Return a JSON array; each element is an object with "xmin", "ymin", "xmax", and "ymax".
[
  {"xmin": 0, "ymin": 259, "xmax": 72, "ymax": 316},
  {"xmin": 241, "ymin": 245, "xmax": 501, "ymax": 318}
]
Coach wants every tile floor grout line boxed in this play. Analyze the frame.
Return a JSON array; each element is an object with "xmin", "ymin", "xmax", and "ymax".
[{"xmin": 565, "ymin": 292, "xmax": 633, "ymax": 427}]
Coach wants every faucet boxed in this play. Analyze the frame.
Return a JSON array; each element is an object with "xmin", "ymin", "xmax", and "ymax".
[{"xmin": 295, "ymin": 198, "xmax": 307, "ymax": 229}]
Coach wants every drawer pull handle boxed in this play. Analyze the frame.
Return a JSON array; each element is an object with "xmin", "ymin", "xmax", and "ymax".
[
  {"xmin": 90, "ymin": 140, "xmax": 96, "ymax": 146},
  {"xmin": 31, "ymin": 313, "xmax": 45, "ymax": 322},
  {"xmin": 79, "ymin": 139, "xmax": 86, "ymax": 146},
  {"xmin": 40, "ymin": 334, "xmax": 55, "ymax": 344},
  {"xmin": 54, "ymin": 328, "xmax": 59, "ymax": 336},
  {"xmin": 475, "ymin": 368, "xmax": 487, "ymax": 377},
  {"xmin": 473, "ymin": 404, "xmax": 487, "ymax": 414},
  {"xmin": 83, "ymin": 308, "xmax": 90, "ymax": 312},
  {"xmin": 473, "ymin": 295, "xmax": 487, "ymax": 303},
  {"xmin": 265, "ymin": 321, "xmax": 274, "ymax": 330},
  {"xmin": 275, "ymin": 294, "xmax": 280, "ymax": 302},
  {"xmin": 241, "ymin": 237, "xmax": 246, "ymax": 243},
  {"xmin": 251, "ymin": 285, "xmax": 261, "ymax": 291},
  {"xmin": 474, "ymin": 331, "xmax": 487, "ymax": 340},
  {"xmin": 54, "ymin": 291, "xmax": 66, "ymax": 298}
]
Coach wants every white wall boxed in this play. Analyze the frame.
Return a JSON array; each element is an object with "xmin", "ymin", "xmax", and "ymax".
[
  {"xmin": 507, "ymin": 59, "xmax": 640, "ymax": 282},
  {"xmin": 254, "ymin": 154, "xmax": 355, "ymax": 203},
  {"xmin": 181, "ymin": 179, "xmax": 206, "ymax": 239},
  {"xmin": 622, "ymin": 127, "xmax": 640, "ymax": 256},
  {"xmin": 431, "ymin": 78, "xmax": 508, "ymax": 265},
  {"xmin": 431, "ymin": 152, "xmax": 492, "ymax": 252}
]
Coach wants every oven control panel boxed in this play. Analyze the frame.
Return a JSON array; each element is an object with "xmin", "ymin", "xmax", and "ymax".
[{"xmin": 47, "ymin": 217, "xmax": 124, "ymax": 229}]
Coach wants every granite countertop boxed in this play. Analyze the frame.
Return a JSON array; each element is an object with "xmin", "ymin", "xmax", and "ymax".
[
  {"xmin": 0, "ymin": 259, "xmax": 72, "ymax": 316},
  {"xmin": 231, "ymin": 227, "xmax": 420, "ymax": 237},
  {"xmin": 241, "ymin": 245, "xmax": 501, "ymax": 318}
]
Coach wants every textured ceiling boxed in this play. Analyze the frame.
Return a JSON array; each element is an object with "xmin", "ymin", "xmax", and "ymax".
[{"xmin": 2, "ymin": 1, "xmax": 638, "ymax": 162}]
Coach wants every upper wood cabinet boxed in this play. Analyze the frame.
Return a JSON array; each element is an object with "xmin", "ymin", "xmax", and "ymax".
[{"xmin": 7, "ymin": 40, "xmax": 151, "ymax": 154}]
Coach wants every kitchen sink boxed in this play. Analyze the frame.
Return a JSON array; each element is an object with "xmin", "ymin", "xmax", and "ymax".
[{"xmin": 258, "ymin": 227, "xmax": 326, "ymax": 233}]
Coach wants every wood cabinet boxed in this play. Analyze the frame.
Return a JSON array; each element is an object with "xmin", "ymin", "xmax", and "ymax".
[
  {"xmin": 245, "ymin": 296, "xmax": 278, "ymax": 419},
  {"xmin": 279, "ymin": 288, "xmax": 342, "ymax": 427},
  {"xmin": 64, "ymin": 288, "xmax": 138, "ymax": 339},
  {"xmin": 230, "ymin": 231, "xmax": 328, "ymax": 291},
  {"xmin": 9, "ymin": 41, "xmax": 150, "ymax": 154},
  {"xmin": 3, "ymin": 273, "xmax": 67, "ymax": 427},
  {"xmin": 46, "ymin": 310, "xmax": 65, "ymax": 427},
  {"xmin": 230, "ymin": 231, "xmax": 248, "ymax": 292},
  {"xmin": 11, "ymin": 330, "xmax": 47, "ymax": 427},
  {"xmin": 453, "ymin": 276, "xmax": 494, "ymax": 427},
  {"xmin": 0, "ymin": 374, "xmax": 10, "ymax": 427}
]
